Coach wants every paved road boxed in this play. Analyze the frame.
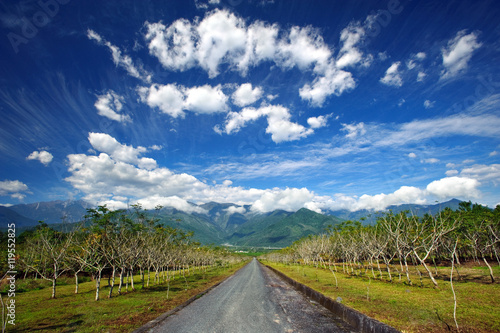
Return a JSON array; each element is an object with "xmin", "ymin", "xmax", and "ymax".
[{"xmin": 150, "ymin": 258, "xmax": 354, "ymax": 333}]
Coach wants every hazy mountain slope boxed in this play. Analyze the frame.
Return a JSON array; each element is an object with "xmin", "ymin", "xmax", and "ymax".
[
  {"xmin": 8, "ymin": 200, "xmax": 91, "ymax": 224},
  {"xmin": 0, "ymin": 206, "xmax": 37, "ymax": 228}
]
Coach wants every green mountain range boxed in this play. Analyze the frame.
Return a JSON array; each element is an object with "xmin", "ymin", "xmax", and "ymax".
[{"xmin": 0, "ymin": 199, "xmax": 465, "ymax": 248}]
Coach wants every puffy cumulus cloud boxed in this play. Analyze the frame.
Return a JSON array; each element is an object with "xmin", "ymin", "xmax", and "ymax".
[
  {"xmin": 138, "ymin": 83, "xmax": 227, "ymax": 118},
  {"xmin": 217, "ymin": 104, "xmax": 314, "ymax": 143},
  {"xmin": 232, "ymin": 83, "xmax": 263, "ymax": 107},
  {"xmin": 94, "ymin": 91, "xmax": 131, "ymax": 123},
  {"xmin": 237, "ymin": 21, "xmax": 279, "ymax": 74},
  {"xmin": 341, "ymin": 122, "xmax": 366, "ymax": 139},
  {"xmin": 408, "ymin": 152, "xmax": 417, "ymax": 158},
  {"xmin": 87, "ymin": 29, "xmax": 151, "ymax": 83},
  {"xmin": 138, "ymin": 84, "xmax": 185, "ymax": 118},
  {"xmin": 307, "ymin": 114, "xmax": 332, "ymax": 129},
  {"xmin": 441, "ymin": 30, "xmax": 482, "ymax": 79},
  {"xmin": 27, "ymin": 150, "xmax": 53, "ymax": 166},
  {"xmin": 145, "ymin": 19, "xmax": 197, "ymax": 72},
  {"xmin": 299, "ymin": 65, "xmax": 355, "ymax": 106},
  {"xmin": 88, "ymin": 132, "xmax": 156, "ymax": 170},
  {"xmin": 226, "ymin": 205, "xmax": 247, "ymax": 215},
  {"xmin": 184, "ymin": 85, "xmax": 228, "ymax": 114},
  {"xmin": 336, "ymin": 22, "xmax": 370, "ymax": 69},
  {"xmin": 196, "ymin": 9, "xmax": 247, "ymax": 77},
  {"xmin": 144, "ymin": 9, "xmax": 357, "ymax": 107},
  {"xmin": 380, "ymin": 62, "xmax": 403, "ymax": 87},
  {"xmin": 0, "ymin": 180, "xmax": 29, "ymax": 200},
  {"xmin": 355, "ymin": 186, "xmax": 427, "ymax": 211},
  {"xmin": 251, "ymin": 187, "xmax": 316, "ymax": 213},
  {"xmin": 277, "ymin": 26, "xmax": 331, "ymax": 73},
  {"xmin": 135, "ymin": 195, "xmax": 207, "ymax": 214},
  {"xmin": 426, "ymin": 176, "xmax": 481, "ymax": 199},
  {"xmin": 65, "ymin": 152, "xmax": 204, "ymax": 202}
]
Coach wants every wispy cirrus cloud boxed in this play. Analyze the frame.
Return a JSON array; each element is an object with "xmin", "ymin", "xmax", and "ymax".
[{"xmin": 87, "ymin": 29, "xmax": 152, "ymax": 83}]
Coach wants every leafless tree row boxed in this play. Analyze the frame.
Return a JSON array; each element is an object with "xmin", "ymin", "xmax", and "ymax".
[
  {"xmin": 266, "ymin": 202, "xmax": 500, "ymax": 288},
  {"xmin": 19, "ymin": 205, "xmax": 244, "ymax": 300}
]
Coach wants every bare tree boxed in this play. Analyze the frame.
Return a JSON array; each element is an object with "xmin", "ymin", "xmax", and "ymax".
[{"xmin": 22, "ymin": 222, "xmax": 74, "ymax": 299}]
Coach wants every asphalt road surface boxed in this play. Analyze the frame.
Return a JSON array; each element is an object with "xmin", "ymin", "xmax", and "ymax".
[{"xmin": 150, "ymin": 258, "xmax": 355, "ymax": 333}]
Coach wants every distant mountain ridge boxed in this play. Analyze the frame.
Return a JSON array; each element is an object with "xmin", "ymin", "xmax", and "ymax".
[{"xmin": 0, "ymin": 199, "xmax": 465, "ymax": 247}]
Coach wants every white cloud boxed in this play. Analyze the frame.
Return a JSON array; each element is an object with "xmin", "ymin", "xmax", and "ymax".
[
  {"xmin": 460, "ymin": 164, "xmax": 500, "ymax": 185},
  {"xmin": 27, "ymin": 150, "xmax": 53, "ymax": 166},
  {"xmin": 426, "ymin": 176, "xmax": 481, "ymax": 199},
  {"xmin": 136, "ymin": 195, "xmax": 207, "ymax": 214},
  {"xmin": 336, "ymin": 22, "xmax": 367, "ymax": 69},
  {"xmin": 299, "ymin": 64, "xmax": 355, "ymax": 106},
  {"xmin": 184, "ymin": 85, "xmax": 228, "ymax": 114},
  {"xmin": 0, "ymin": 180, "xmax": 29, "ymax": 200},
  {"xmin": 150, "ymin": 145, "xmax": 163, "ymax": 151},
  {"xmin": 415, "ymin": 52, "xmax": 426, "ymax": 60},
  {"xmin": 94, "ymin": 91, "xmax": 131, "ymax": 123},
  {"xmin": 138, "ymin": 83, "xmax": 228, "ymax": 117},
  {"xmin": 376, "ymin": 114, "xmax": 500, "ymax": 147},
  {"xmin": 489, "ymin": 151, "xmax": 498, "ymax": 157},
  {"xmin": 277, "ymin": 26, "xmax": 331, "ymax": 73},
  {"xmin": 408, "ymin": 153, "xmax": 417, "ymax": 158},
  {"xmin": 424, "ymin": 100, "xmax": 435, "ymax": 109},
  {"xmin": 355, "ymin": 186, "xmax": 427, "ymax": 211},
  {"xmin": 144, "ymin": 9, "xmax": 358, "ymax": 107},
  {"xmin": 307, "ymin": 114, "xmax": 331, "ymax": 129},
  {"xmin": 226, "ymin": 205, "xmax": 246, "ymax": 215},
  {"xmin": 63, "ymin": 135, "xmax": 493, "ymax": 213},
  {"xmin": 196, "ymin": 9, "xmax": 247, "ymax": 77},
  {"xmin": 446, "ymin": 170, "xmax": 459, "ymax": 176},
  {"xmin": 341, "ymin": 122, "xmax": 366, "ymax": 139},
  {"xmin": 232, "ymin": 83, "xmax": 263, "ymax": 107},
  {"xmin": 145, "ymin": 20, "xmax": 197, "ymax": 72},
  {"xmin": 417, "ymin": 71, "xmax": 427, "ymax": 82},
  {"xmin": 218, "ymin": 104, "xmax": 314, "ymax": 143},
  {"xmin": 380, "ymin": 62, "xmax": 403, "ymax": 87},
  {"xmin": 422, "ymin": 158, "xmax": 440, "ymax": 164},
  {"xmin": 138, "ymin": 84, "xmax": 186, "ymax": 118},
  {"xmin": 251, "ymin": 187, "xmax": 315, "ymax": 213},
  {"xmin": 88, "ymin": 132, "xmax": 156, "ymax": 170},
  {"xmin": 87, "ymin": 29, "xmax": 151, "ymax": 83},
  {"xmin": 441, "ymin": 30, "xmax": 482, "ymax": 79}
]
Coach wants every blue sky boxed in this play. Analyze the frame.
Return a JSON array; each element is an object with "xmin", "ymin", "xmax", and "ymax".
[{"xmin": 1, "ymin": 0, "xmax": 500, "ymax": 213}]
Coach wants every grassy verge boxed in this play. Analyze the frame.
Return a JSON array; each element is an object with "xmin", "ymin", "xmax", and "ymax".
[
  {"xmin": 8, "ymin": 261, "xmax": 249, "ymax": 332},
  {"xmin": 262, "ymin": 261, "xmax": 500, "ymax": 333}
]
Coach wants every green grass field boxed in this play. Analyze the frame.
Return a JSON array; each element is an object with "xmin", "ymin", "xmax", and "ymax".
[
  {"xmin": 262, "ymin": 261, "xmax": 500, "ymax": 333},
  {"xmin": 3, "ymin": 262, "xmax": 248, "ymax": 332}
]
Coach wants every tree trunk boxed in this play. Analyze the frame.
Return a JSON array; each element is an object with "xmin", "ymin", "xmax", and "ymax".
[
  {"xmin": 51, "ymin": 278, "xmax": 57, "ymax": 299},
  {"xmin": 413, "ymin": 250, "xmax": 439, "ymax": 288},
  {"xmin": 131, "ymin": 268, "xmax": 136, "ymax": 291},
  {"xmin": 95, "ymin": 270, "xmax": 102, "ymax": 301},
  {"xmin": 75, "ymin": 271, "xmax": 80, "ymax": 294},
  {"xmin": 483, "ymin": 256, "xmax": 495, "ymax": 283},
  {"xmin": 403, "ymin": 256, "xmax": 412, "ymax": 286},
  {"xmin": 108, "ymin": 267, "xmax": 116, "ymax": 298},
  {"xmin": 118, "ymin": 267, "xmax": 124, "ymax": 294}
]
